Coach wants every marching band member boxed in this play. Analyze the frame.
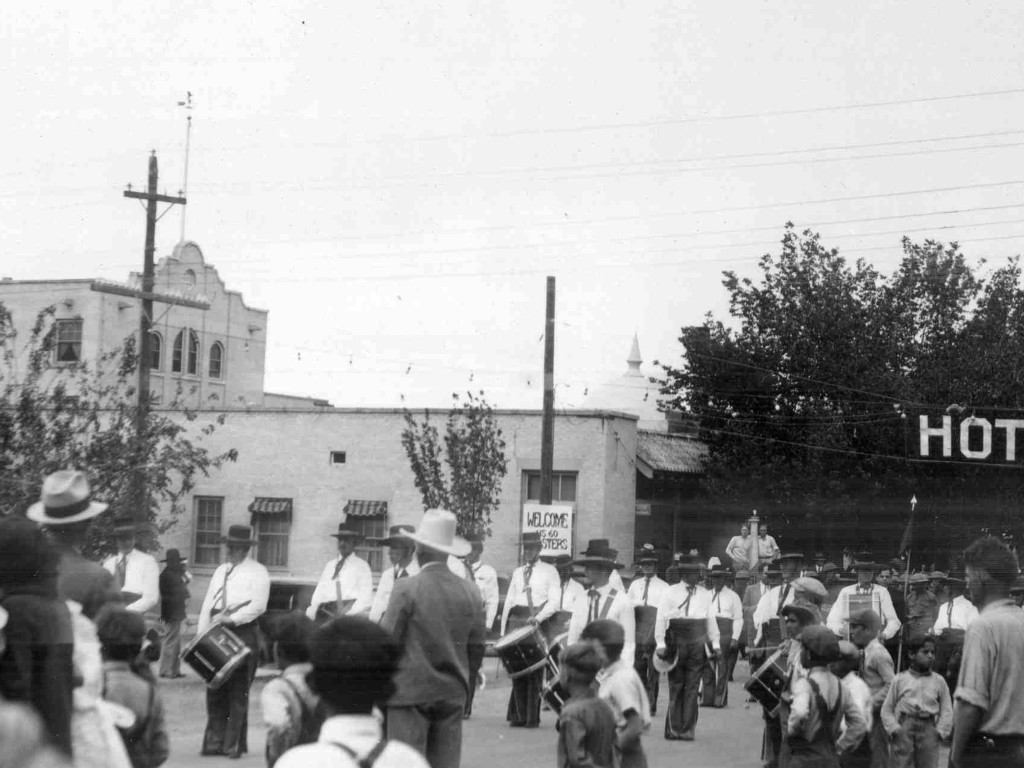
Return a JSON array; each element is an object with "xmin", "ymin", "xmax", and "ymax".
[
  {"xmin": 197, "ymin": 525, "xmax": 269, "ymax": 759},
  {"xmin": 654, "ymin": 556, "xmax": 720, "ymax": 741},
  {"xmin": 552, "ymin": 555, "xmax": 586, "ymax": 615},
  {"xmin": 101, "ymin": 517, "xmax": 160, "ymax": 615},
  {"xmin": 306, "ymin": 525, "xmax": 373, "ymax": 621},
  {"xmin": 464, "ymin": 534, "xmax": 500, "ymax": 634},
  {"xmin": 501, "ymin": 531, "xmax": 560, "ymax": 728},
  {"xmin": 701, "ymin": 564, "xmax": 743, "ymax": 708},
  {"xmin": 826, "ymin": 557, "xmax": 901, "ymax": 642},
  {"xmin": 367, "ymin": 525, "xmax": 418, "ymax": 624},
  {"xmin": 627, "ymin": 545, "xmax": 668, "ymax": 714},
  {"xmin": 567, "ymin": 542, "xmax": 635, "ymax": 666},
  {"xmin": 932, "ymin": 575, "xmax": 977, "ymax": 695},
  {"xmin": 752, "ymin": 553, "xmax": 804, "ymax": 646}
]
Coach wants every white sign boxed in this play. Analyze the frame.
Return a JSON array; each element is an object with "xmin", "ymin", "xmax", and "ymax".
[{"xmin": 522, "ymin": 502, "xmax": 574, "ymax": 556}]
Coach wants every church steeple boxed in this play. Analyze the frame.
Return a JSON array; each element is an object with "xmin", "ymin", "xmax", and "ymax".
[{"xmin": 625, "ymin": 333, "xmax": 643, "ymax": 377}]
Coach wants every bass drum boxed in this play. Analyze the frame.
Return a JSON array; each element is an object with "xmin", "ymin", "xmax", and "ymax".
[
  {"xmin": 744, "ymin": 648, "xmax": 788, "ymax": 716},
  {"xmin": 494, "ymin": 624, "xmax": 552, "ymax": 679},
  {"xmin": 181, "ymin": 624, "xmax": 251, "ymax": 690}
]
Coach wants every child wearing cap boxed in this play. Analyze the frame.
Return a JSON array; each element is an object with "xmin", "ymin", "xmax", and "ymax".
[
  {"xmin": 260, "ymin": 613, "xmax": 321, "ymax": 767},
  {"xmin": 95, "ymin": 604, "xmax": 169, "ymax": 768},
  {"xmin": 555, "ymin": 643, "xmax": 618, "ymax": 768},
  {"xmin": 849, "ymin": 609, "xmax": 894, "ymax": 768},
  {"xmin": 880, "ymin": 636, "xmax": 952, "ymax": 768},
  {"xmin": 830, "ymin": 641, "xmax": 872, "ymax": 768},
  {"xmin": 580, "ymin": 619, "xmax": 651, "ymax": 768}
]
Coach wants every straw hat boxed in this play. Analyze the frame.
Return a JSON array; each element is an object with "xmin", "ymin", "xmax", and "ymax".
[{"xmin": 26, "ymin": 470, "xmax": 108, "ymax": 525}]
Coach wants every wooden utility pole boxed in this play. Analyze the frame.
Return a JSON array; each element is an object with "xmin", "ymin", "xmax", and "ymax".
[
  {"xmin": 540, "ymin": 276, "xmax": 556, "ymax": 505},
  {"xmin": 123, "ymin": 152, "xmax": 186, "ymax": 522}
]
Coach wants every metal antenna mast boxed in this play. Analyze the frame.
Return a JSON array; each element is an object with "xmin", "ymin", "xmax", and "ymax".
[{"xmin": 177, "ymin": 92, "xmax": 193, "ymax": 242}]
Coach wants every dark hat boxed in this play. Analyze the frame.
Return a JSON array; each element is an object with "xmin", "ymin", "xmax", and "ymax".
[
  {"xmin": 546, "ymin": 554, "xmax": 573, "ymax": 569},
  {"xmin": 835, "ymin": 573, "xmax": 857, "ymax": 585},
  {"xmin": 330, "ymin": 524, "xmax": 364, "ymax": 540},
  {"xmin": 821, "ymin": 562, "xmax": 837, "ymax": 573},
  {"xmin": 735, "ymin": 569, "xmax": 752, "ymax": 580},
  {"xmin": 308, "ymin": 615, "xmax": 401, "ymax": 675},
  {"xmin": 581, "ymin": 539, "xmax": 613, "ymax": 556},
  {"xmin": 781, "ymin": 601, "xmax": 820, "ymax": 626},
  {"xmin": 574, "ymin": 542, "xmax": 623, "ymax": 570},
  {"xmin": 778, "ymin": 552, "xmax": 805, "ymax": 563},
  {"xmin": 111, "ymin": 516, "xmax": 138, "ymax": 536},
  {"xmin": 708, "ymin": 563, "xmax": 732, "ymax": 577},
  {"xmin": 764, "ymin": 564, "xmax": 783, "ymax": 577},
  {"xmin": 799, "ymin": 625, "xmax": 841, "ymax": 662},
  {"xmin": 521, "ymin": 531, "xmax": 543, "ymax": 547},
  {"xmin": 813, "ymin": 552, "xmax": 826, "ymax": 560},
  {"xmin": 161, "ymin": 548, "xmax": 187, "ymax": 566},
  {"xmin": 221, "ymin": 525, "xmax": 256, "ymax": 546},
  {"xmin": 853, "ymin": 559, "xmax": 877, "ymax": 570},
  {"xmin": 635, "ymin": 543, "xmax": 659, "ymax": 565},
  {"xmin": 848, "ymin": 609, "xmax": 881, "ymax": 633},
  {"xmin": 945, "ymin": 575, "xmax": 966, "ymax": 587},
  {"xmin": 674, "ymin": 556, "xmax": 704, "ymax": 574},
  {"xmin": 370, "ymin": 524, "xmax": 415, "ymax": 547},
  {"xmin": 930, "ymin": 571, "xmax": 948, "ymax": 582}
]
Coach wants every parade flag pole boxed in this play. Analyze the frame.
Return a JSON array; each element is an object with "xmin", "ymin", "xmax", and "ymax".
[{"xmin": 895, "ymin": 495, "xmax": 916, "ymax": 674}]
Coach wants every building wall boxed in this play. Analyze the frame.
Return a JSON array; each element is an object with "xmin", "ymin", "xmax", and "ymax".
[{"xmin": 158, "ymin": 408, "xmax": 638, "ymax": 600}]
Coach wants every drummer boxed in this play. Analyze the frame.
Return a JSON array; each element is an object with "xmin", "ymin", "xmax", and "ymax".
[
  {"xmin": 932, "ymin": 574, "xmax": 977, "ymax": 694},
  {"xmin": 566, "ymin": 542, "xmax": 635, "ymax": 666},
  {"xmin": 197, "ymin": 524, "xmax": 270, "ymax": 759},
  {"xmin": 306, "ymin": 524, "xmax": 373, "ymax": 621},
  {"xmin": 701, "ymin": 564, "xmax": 742, "ymax": 708},
  {"xmin": 654, "ymin": 556, "xmax": 720, "ymax": 741},
  {"xmin": 545, "ymin": 554, "xmax": 583, "ymax": 638},
  {"xmin": 626, "ymin": 544, "xmax": 668, "ymax": 713},
  {"xmin": 501, "ymin": 531, "xmax": 561, "ymax": 728},
  {"xmin": 825, "ymin": 556, "xmax": 901, "ymax": 642},
  {"xmin": 752, "ymin": 554, "xmax": 802, "ymax": 647}
]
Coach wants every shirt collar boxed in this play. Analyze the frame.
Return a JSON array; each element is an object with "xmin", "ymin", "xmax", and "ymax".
[
  {"xmin": 318, "ymin": 714, "xmax": 383, "ymax": 745},
  {"xmin": 980, "ymin": 597, "xmax": 1015, "ymax": 614}
]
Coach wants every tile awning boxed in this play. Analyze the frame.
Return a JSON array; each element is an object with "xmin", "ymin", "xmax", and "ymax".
[
  {"xmin": 636, "ymin": 431, "xmax": 708, "ymax": 478},
  {"xmin": 344, "ymin": 500, "xmax": 389, "ymax": 518},
  {"xmin": 248, "ymin": 497, "xmax": 293, "ymax": 523}
]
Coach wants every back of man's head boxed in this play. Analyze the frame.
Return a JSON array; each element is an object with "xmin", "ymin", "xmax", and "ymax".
[
  {"xmin": 963, "ymin": 536, "xmax": 1020, "ymax": 587},
  {"xmin": 306, "ymin": 616, "xmax": 401, "ymax": 715},
  {"xmin": 579, "ymin": 618, "xmax": 625, "ymax": 663}
]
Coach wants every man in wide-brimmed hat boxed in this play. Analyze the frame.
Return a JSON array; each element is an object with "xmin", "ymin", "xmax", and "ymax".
[
  {"xmin": 157, "ymin": 548, "xmax": 190, "ymax": 678},
  {"xmin": 627, "ymin": 543, "xmax": 668, "ymax": 713},
  {"xmin": 752, "ymin": 554, "xmax": 803, "ymax": 647},
  {"xmin": 500, "ymin": 529, "xmax": 561, "ymax": 728},
  {"xmin": 368, "ymin": 525, "xmax": 419, "ymax": 623},
  {"xmin": 306, "ymin": 524, "xmax": 373, "ymax": 622},
  {"xmin": 101, "ymin": 516, "xmax": 160, "ymax": 615},
  {"xmin": 197, "ymin": 524, "xmax": 270, "ymax": 758},
  {"xmin": 904, "ymin": 572, "xmax": 938, "ymax": 642},
  {"xmin": 381, "ymin": 509, "xmax": 485, "ymax": 768},
  {"xmin": 826, "ymin": 555, "xmax": 901, "ymax": 643},
  {"xmin": 932, "ymin": 574, "xmax": 977, "ymax": 695},
  {"xmin": 702, "ymin": 564, "xmax": 743, "ymax": 707},
  {"xmin": 567, "ymin": 540, "xmax": 636, "ymax": 664}
]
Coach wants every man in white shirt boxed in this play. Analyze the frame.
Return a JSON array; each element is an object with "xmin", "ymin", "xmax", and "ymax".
[
  {"xmin": 701, "ymin": 564, "xmax": 743, "ymax": 708},
  {"xmin": 501, "ymin": 531, "xmax": 561, "ymax": 728},
  {"xmin": 753, "ymin": 554, "xmax": 804, "ymax": 646},
  {"xmin": 101, "ymin": 517, "xmax": 160, "ymax": 614},
  {"xmin": 933, "ymin": 575, "xmax": 978, "ymax": 691},
  {"xmin": 655, "ymin": 557, "xmax": 721, "ymax": 741},
  {"xmin": 756, "ymin": 523, "xmax": 781, "ymax": 564},
  {"xmin": 627, "ymin": 545, "xmax": 668, "ymax": 714},
  {"xmin": 197, "ymin": 525, "xmax": 270, "ymax": 759},
  {"xmin": 463, "ymin": 534, "xmax": 499, "ymax": 635},
  {"xmin": 548, "ymin": 554, "xmax": 585, "ymax": 628},
  {"xmin": 724, "ymin": 524, "xmax": 752, "ymax": 572},
  {"xmin": 567, "ymin": 544, "xmax": 636, "ymax": 666},
  {"xmin": 306, "ymin": 525, "xmax": 373, "ymax": 621},
  {"xmin": 368, "ymin": 525, "xmax": 419, "ymax": 623},
  {"xmin": 826, "ymin": 557, "xmax": 901, "ymax": 642}
]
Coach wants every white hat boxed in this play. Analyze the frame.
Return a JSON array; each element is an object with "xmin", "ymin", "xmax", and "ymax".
[
  {"xmin": 0, "ymin": 605, "xmax": 7, "ymax": 631},
  {"xmin": 26, "ymin": 470, "xmax": 108, "ymax": 525},
  {"xmin": 404, "ymin": 509, "xmax": 471, "ymax": 557}
]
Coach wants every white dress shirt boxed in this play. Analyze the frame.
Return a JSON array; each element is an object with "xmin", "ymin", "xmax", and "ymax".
[
  {"xmin": 470, "ymin": 561, "xmax": 500, "ymax": 629},
  {"xmin": 655, "ymin": 583, "xmax": 722, "ymax": 651},
  {"xmin": 608, "ymin": 569, "xmax": 625, "ymax": 593},
  {"xmin": 627, "ymin": 574, "xmax": 669, "ymax": 609},
  {"xmin": 725, "ymin": 535, "xmax": 752, "ymax": 565},
  {"xmin": 102, "ymin": 549, "xmax": 160, "ymax": 614},
  {"xmin": 933, "ymin": 595, "xmax": 979, "ymax": 632},
  {"xmin": 752, "ymin": 581, "xmax": 799, "ymax": 643},
  {"xmin": 826, "ymin": 583, "xmax": 901, "ymax": 640},
  {"xmin": 275, "ymin": 714, "xmax": 430, "ymax": 768},
  {"xmin": 198, "ymin": 557, "xmax": 270, "ymax": 634},
  {"xmin": 567, "ymin": 582, "xmax": 636, "ymax": 665},
  {"xmin": 307, "ymin": 553, "xmax": 374, "ymax": 620},
  {"xmin": 709, "ymin": 586, "xmax": 744, "ymax": 640},
  {"xmin": 368, "ymin": 558, "xmax": 421, "ymax": 623},
  {"xmin": 554, "ymin": 578, "xmax": 586, "ymax": 614},
  {"xmin": 499, "ymin": 559, "xmax": 561, "ymax": 634}
]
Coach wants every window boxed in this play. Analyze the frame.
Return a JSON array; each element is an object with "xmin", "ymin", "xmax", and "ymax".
[
  {"xmin": 209, "ymin": 341, "xmax": 224, "ymax": 379},
  {"xmin": 330, "ymin": 451, "xmax": 347, "ymax": 464},
  {"xmin": 149, "ymin": 331, "xmax": 162, "ymax": 371},
  {"xmin": 193, "ymin": 497, "xmax": 223, "ymax": 566},
  {"xmin": 54, "ymin": 318, "xmax": 83, "ymax": 363},
  {"xmin": 348, "ymin": 516, "xmax": 388, "ymax": 572},
  {"xmin": 255, "ymin": 516, "xmax": 290, "ymax": 568},
  {"xmin": 172, "ymin": 329, "xmax": 200, "ymax": 375},
  {"xmin": 524, "ymin": 471, "xmax": 577, "ymax": 502}
]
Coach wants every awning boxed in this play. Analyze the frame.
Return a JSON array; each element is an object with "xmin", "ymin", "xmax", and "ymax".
[
  {"xmin": 248, "ymin": 497, "xmax": 293, "ymax": 524},
  {"xmin": 344, "ymin": 500, "xmax": 388, "ymax": 518},
  {"xmin": 636, "ymin": 431, "xmax": 707, "ymax": 478}
]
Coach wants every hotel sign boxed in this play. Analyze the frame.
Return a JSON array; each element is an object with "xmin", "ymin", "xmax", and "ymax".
[{"xmin": 916, "ymin": 414, "xmax": 1024, "ymax": 463}]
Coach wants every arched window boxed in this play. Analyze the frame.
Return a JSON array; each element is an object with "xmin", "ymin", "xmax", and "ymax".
[
  {"xmin": 149, "ymin": 331, "xmax": 162, "ymax": 371},
  {"xmin": 209, "ymin": 341, "xmax": 224, "ymax": 379},
  {"xmin": 172, "ymin": 329, "xmax": 200, "ymax": 375}
]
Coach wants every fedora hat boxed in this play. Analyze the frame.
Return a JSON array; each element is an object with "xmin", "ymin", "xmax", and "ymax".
[
  {"xmin": 111, "ymin": 516, "xmax": 138, "ymax": 536},
  {"xmin": 370, "ymin": 524, "xmax": 415, "ymax": 547},
  {"xmin": 161, "ymin": 548, "xmax": 187, "ymax": 566},
  {"xmin": 221, "ymin": 525, "xmax": 256, "ymax": 546},
  {"xmin": 27, "ymin": 470, "xmax": 108, "ymax": 525},
  {"xmin": 581, "ymin": 538, "xmax": 614, "ymax": 556},
  {"xmin": 708, "ymin": 563, "xmax": 732, "ymax": 577},
  {"xmin": 521, "ymin": 531, "xmax": 543, "ymax": 547},
  {"xmin": 331, "ymin": 525, "xmax": 364, "ymax": 540},
  {"xmin": 635, "ymin": 543, "xmax": 659, "ymax": 565},
  {"xmin": 778, "ymin": 552, "xmax": 805, "ymax": 563},
  {"xmin": 404, "ymin": 509, "xmax": 471, "ymax": 557}
]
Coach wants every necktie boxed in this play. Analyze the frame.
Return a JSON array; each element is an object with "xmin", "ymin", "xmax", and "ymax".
[
  {"xmin": 463, "ymin": 559, "xmax": 474, "ymax": 581},
  {"xmin": 682, "ymin": 586, "xmax": 695, "ymax": 616},
  {"xmin": 219, "ymin": 564, "xmax": 235, "ymax": 611},
  {"xmin": 859, "ymin": 649, "xmax": 866, "ymax": 675},
  {"xmin": 116, "ymin": 555, "xmax": 127, "ymax": 589},
  {"xmin": 524, "ymin": 563, "xmax": 535, "ymax": 612},
  {"xmin": 715, "ymin": 589, "xmax": 721, "ymax": 613},
  {"xmin": 642, "ymin": 576, "xmax": 652, "ymax": 606},
  {"xmin": 777, "ymin": 584, "xmax": 790, "ymax": 615},
  {"xmin": 398, "ymin": 567, "xmax": 408, "ymax": 579},
  {"xmin": 559, "ymin": 582, "xmax": 567, "ymax": 610},
  {"xmin": 332, "ymin": 555, "xmax": 348, "ymax": 580},
  {"xmin": 947, "ymin": 601, "xmax": 953, "ymax": 627},
  {"xmin": 588, "ymin": 589, "xmax": 600, "ymax": 622}
]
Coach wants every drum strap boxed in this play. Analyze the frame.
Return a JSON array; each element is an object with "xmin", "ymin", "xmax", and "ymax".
[
  {"xmin": 599, "ymin": 590, "xmax": 618, "ymax": 620},
  {"xmin": 333, "ymin": 737, "xmax": 387, "ymax": 768},
  {"xmin": 523, "ymin": 564, "xmax": 535, "ymax": 613}
]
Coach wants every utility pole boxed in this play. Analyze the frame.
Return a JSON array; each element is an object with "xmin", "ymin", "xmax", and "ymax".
[
  {"xmin": 540, "ymin": 276, "xmax": 556, "ymax": 505},
  {"xmin": 123, "ymin": 152, "xmax": 186, "ymax": 523}
]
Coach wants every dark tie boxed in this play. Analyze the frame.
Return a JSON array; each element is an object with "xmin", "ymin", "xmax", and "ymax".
[
  {"xmin": 947, "ymin": 601, "xmax": 953, "ymax": 627},
  {"xmin": 682, "ymin": 586, "xmax": 695, "ymax": 616},
  {"xmin": 332, "ymin": 555, "xmax": 348, "ymax": 580},
  {"xmin": 715, "ymin": 589, "xmax": 722, "ymax": 613},
  {"xmin": 642, "ymin": 576, "xmax": 652, "ymax": 606},
  {"xmin": 398, "ymin": 567, "xmax": 408, "ymax": 579},
  {"xmin": 116, "ymin": 555, "xmax": 127, "ymax": 589},
  {"xmin": 588, "ymin": 589, "xmax": 600, "ymax": 622},
  {"xmin": 777, "ymin": 584, "xmax": 791, "ymax": 615},
  {"xmin": 464, "ymin": 560, "xmax": 474, "ymax": 581},
  {"xmin": 219, "ymin": 564, "xmax": 235, "ymax": 611},
  {"xmin": 524, "ymin": 564, "xmax": 535, "ymax": 611}
]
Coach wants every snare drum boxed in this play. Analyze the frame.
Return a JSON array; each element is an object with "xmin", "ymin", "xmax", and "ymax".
[
  {"xmin": 541, "ymin": 679, "xmax": 569, "ymax": 715},
  {"xmin": 744, "ymin": 649, "xmax": 789, "ymax": 716},
  {"xmin": 635, "ymin": 606, "xmax": 658, "ymax": 647},
  {"xmin": 182, "ymin": 624, "xmax": 252, "ymax": 690},
  {"xmin": 494, "ymin": 624, "xmax": 552, "ymax": 679}
]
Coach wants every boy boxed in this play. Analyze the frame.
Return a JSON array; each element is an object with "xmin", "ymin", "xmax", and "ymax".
[
  {"xmin": 831, "ymin": 641, "xmax": 873, "ymax": 768},
  {"xmin": 581, "ymin": 619, "xmax": 651, "ymax": 768},
  {"xmin": 849, "ymin": 609, "xmax": 893, "ymax": 768},
  {"xmin": 880, "ymin": 636, "xmax": 952, "ymax": 768},
  {"xmin": 275, "ymin": 616, "xmax": 428, "ymax": 768},
  {"xmin": 95, "ymin": 604, "xmax": 169, "ymax": 768},
  {"xmin": 260, "ymin": 613, "xmax": 321, "ymax": 767},
  {"xmin": 556, "ymin": 643, "xmax": 618, "ymax": 768}
]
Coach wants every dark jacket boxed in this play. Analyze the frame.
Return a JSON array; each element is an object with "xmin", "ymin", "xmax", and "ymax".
[
  {"xmin": 57, "ymin": 550, "xmax": 120, "ymax": 620},
  {"xmin": 158, "ymin": 567, "xmax": 189, "ymax": 622},
  {"xmin": 382, "ymin": 561, "xmax": 486, "ymax": 707},
  {"xmin": 0, "ymin": 583, "xmax": 75, "ymax": 756}
]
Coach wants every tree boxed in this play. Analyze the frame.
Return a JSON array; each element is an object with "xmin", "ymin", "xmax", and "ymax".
[
  {"xmin": 401, "ymin": 391, "xmax": 508, "ymax": 540},
  {"xmin": 657, "ymin": 224, "xmax": 1024, "ymax": 562},
  {"xmin": 0, "ymin": 303, "xmax": 238, "ymax": 558}
]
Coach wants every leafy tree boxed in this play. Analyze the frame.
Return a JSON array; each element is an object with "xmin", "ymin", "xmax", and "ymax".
[
  {"xmin": 0, "ymin": 303, "xmax": 238, "ymax": 557},
  {"xmin": 401, "ymin": 391, "xmax": 508, "ymax": 539}
]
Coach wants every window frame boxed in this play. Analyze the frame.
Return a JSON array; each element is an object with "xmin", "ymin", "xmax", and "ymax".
[
  {"xmin": 172, "ymin": 328, "xmax": 201, "ymax": 376},
  {"xmin": 254, "ymin": 515, "xmax": 290, "ymax": 569},
  {"xmin": 53, "ymin": 318, "xmax": 83, "ymax": 365},
  {"xmin": 208, "ymin": 341, "xmax": 224, "ymax": 379},
  {"xmin": 193, "ymin": 496, "xmax": 224, "ymax": 567},
  {"xmin": 523, "ymin": 471, "xmax": 578, "ymax": 503},
  {"xmin": 347, "ymin": 516, "xmax": 388, "ymax": 573},
  {"xmin": 149, "ymin": 331, "xmax": 162, "ymax": 371}
]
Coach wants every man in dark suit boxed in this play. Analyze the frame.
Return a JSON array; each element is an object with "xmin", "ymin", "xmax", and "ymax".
[
  {"xmin": 382, "ymin": 509, "xmax": 486, "ymax": 768},
  {"xmin": 158, "ymin": 548, "xmax": 190, "ymax": 678}
]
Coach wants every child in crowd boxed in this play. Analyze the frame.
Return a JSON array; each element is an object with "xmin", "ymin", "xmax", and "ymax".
[
  {"xmin": 880, "ymin": 636, "xmax": 952, "ymax": 768},
  {"xmin": 580, "ymin": 619, "xmax": 650, "ymax": 768},
  {"xmin": 556, "ymin": 643, "xmax": 618, "ymax": 768},
  {"xmin": 95, "ymin": 605, "xmax": 169, "ymax": 768},
  {"xmin": 275, "ymin": 616, "xmax": 429, "ymax": 768},
  {"xmin": 831, "ymin": 640, "xmax": 872, "ymax": 768},
  {"xmin": 260, "ymin": 613, "xmax": 321, "ymax": 767}
]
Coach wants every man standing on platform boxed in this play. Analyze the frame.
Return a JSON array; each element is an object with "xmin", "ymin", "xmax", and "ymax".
[
  {"xmin": 702, "ymin": 564, "xmax": 743, "ymax": 707},
  {"xmin": 567, "ymin": 542, "xmax": 636, "ymax": 664},
  {"xmin": 102, "ymin": 516, "xmax": 160, "ymax": 614},
  {"xmin": 627, "ymin": 545, "xmax": 668, "ymax": 714},
  {"xmin": 725, "ymin": 524, "xmax": 752, "ymax": 572},
  {"xmin": 197, "ymin": 525, "xmax": 270, "ymax": 759},
  {"xmin": 368, "ymin": 525, "xmax": 418, "ymax": 623},
  {"xmin": 501, "ymin": 531, "xmax": 561, "ymax": 728},
  {"xmin": 757, "ymin": 523, "xmax": 781, "ymax": 564},
  {"xmin": 654, "ymin": 557, "xmax": 720, "ymax": 741},
  {"xmin": 306, "ymin": 525, "xmax": 373, "ymax": 621},
  {"xmin": 826, "ymin": 557, "xmax": 901, "ymax": 642}
]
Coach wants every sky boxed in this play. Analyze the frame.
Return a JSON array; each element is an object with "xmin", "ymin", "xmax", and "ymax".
[{"xmin": 4, "ymin": 2, "xmax": 1024, "ymax": 409}]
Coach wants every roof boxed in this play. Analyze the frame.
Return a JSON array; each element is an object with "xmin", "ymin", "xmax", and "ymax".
[{"xmin": 636, "ymin": 430, "xmax": 707, "ymax": 477}]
